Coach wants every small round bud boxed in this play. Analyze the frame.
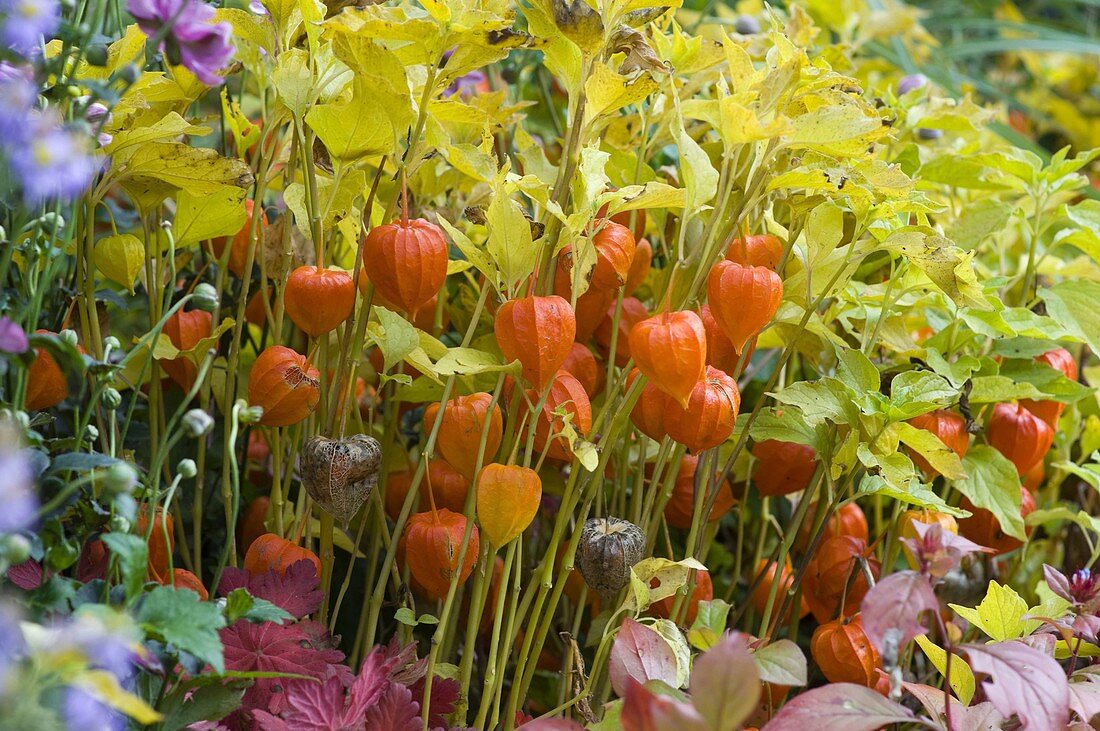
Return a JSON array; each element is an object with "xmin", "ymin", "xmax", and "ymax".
[
  {"xmin": 103, "ymin": 462, "xmax": 138, "ymax": 496},
  {"xmin": 39, "ymin": 212, "xmax": 64, "ymax": 234},
  {"xmin": 897, "ymin": 74, "xmax": 928, "ymax": 96},
  {"xmin": 177, "ymin": 458, "xmax": 197, "ymax": 479},
  {"xmin": 917, "ymin": 127, "xmax": 943, "ymax": 141},
  {"xmin": 85, "ymin": 101, "xmax": 110, "ymax": 124},
  {"xmin": 59, "ymin": 329, "xmax": 78, "ymax": 346},
  {"xmin": 85, "ymin": 45, "xmax": 109, "ymax": 67},
  {"xmin": 65, "ymin": 85, "xmax": 81, "ymax": 98},
  {"xmin": 734, "ymin": 14, "xmax": 760, "ymax": 34},
  {"xmin": 103, "ymin": 335, "xmax": 121, "ymax": 350},
  {"xmin": 192, "ymin": 283, "xmax": 220, "ymax": 312},
  {"xmin": 183, "ymin": 408, "xmax": 214, "ymax": 437},
  {"xmin": 109, "ymin": 514, "xmax": 131, "ymax": 533},
  {"xmin": 1, "ymin": 534, "xmax": 31, "ymax": 564},
  {"xmin": 102, "ymin": 388, "xmax": 122, "ymax": 409},
  {"xmin": 240, "ymin": 405, "xmax": 265, "ymax": 424},
  {"xmin": 83, "ymin": 424, "xmax": 99, "ymax": 442},
  {"xmin": 119, "ymin": 64, "xmax": 140, "ymax": 84}
]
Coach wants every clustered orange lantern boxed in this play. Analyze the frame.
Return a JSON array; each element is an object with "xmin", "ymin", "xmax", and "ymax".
[
  {"xmin": 663, "ymin": 366, "xmax": 741, "ymax": 452},
  {"xmin": 628, "ymin": 310, "xmax": 707, "ymax": 407},
  {"xmin": 986, "ymin": 402, "xmax": 1053, "ymax": 476},
  {"xmin": 284, "ymin": 265, "xmax": 356, "ymax": 337},
  {"xmin": 707, "ymin": 260, "xmax": 783, "ymax": 354},
  {"xmin": 362, "ymin": 217, "xmax": 448, "ymax": 315},
  {"xmin": 495, "ymin": 295, "xmax": 576, "ymax": 389},
  {"xmin": 162, "ymin": 308, "xmax": 213, "ymax": 393},
  {"xmin": 402, "ymin": 509, "xmax": 479, "ymax": 600},
  {"xmin": 244, "ymin": 533, "xmax": 321, "ymax": 576},
  {"xmin": 424, "ymin": 393, "xmax": 504, "ymax": 480},
  {"xmin": 247, "ymin": 345, "xmax": 321, "ymax": 427},
  {"xmin": 476, "ymin": 463, "xmax": 542, "ymax": 547}
]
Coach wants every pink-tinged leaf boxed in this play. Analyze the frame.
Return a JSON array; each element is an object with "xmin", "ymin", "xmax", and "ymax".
[
  {"xmin": 519, "ymin": 719, "xmax": 587, "ymax": 730},
  {"xmin": 621, "ymin": 678, "xmax": 709, "ymax": 731},
  {"xmin": 963, "ymin": 641, "xmax": 1070, "ymax": 731},
  {"xmin": 610, "ymin": 618, "xmax": 680, "ymax": 697},
  {"xmin": 362, "ymin": 682, "xmax": 421, "ymax": 731},
  {"xmin": 903, "ymin": 521, "xmax": 994, "ymax": 577},
  {"xmin": 752, "ymin": 638, "xmax": 808, "ymax": 687},
  {"xmin": 218, "ymin": 560, "xmax": 323, "ymax": 619},
  {"xmin": 861, "ymin": 570, "xmax": 939, "ymax": 654},
  {"xmin": 343, "ymin": 645, "xmax": 401, "ymax": 722},
  {"xmin": 763, "ymin": 683, "xmax": 916, "ymax": 731},
  {"xmin": 903, "ymin": 682, "xmax": 1004, "ymax": 731},
  {"xmin": 689, "ymin": 633, "xmax": 761, "ymax": 731},
  {"xmin": 1043, "ymin": 564, "xmax": 1073, "ymax": 602},
  {"xmin": 1068, "ymin": 679, "xmax": 1100, "ymax": 725},
  {"xmin": 5, "ymin": 559, "xmax": 46, "ymax": 589}
]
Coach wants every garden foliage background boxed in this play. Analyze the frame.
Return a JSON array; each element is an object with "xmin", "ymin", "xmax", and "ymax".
[{"xmin": 0, "ymin": 0, "xmax": 1099, "ymax": 729}]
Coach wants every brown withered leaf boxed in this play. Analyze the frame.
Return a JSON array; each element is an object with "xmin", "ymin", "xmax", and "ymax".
[
  {"xmin": 553, "ymin": 0, "xmax": 605, "ymax": 54},
  {"xmin": 610, "ymin": 26, "xmax": 670, "ymax": 76}
]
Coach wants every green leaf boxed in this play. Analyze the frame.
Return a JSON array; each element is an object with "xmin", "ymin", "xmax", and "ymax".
[
  {"xmin": 674, "ymin": 121, "xmax": 719, "ymax": 214},
  {"xmin": 223, "ymin": 589, "xmax": 291, "ymax": 625},
  {"xmin": 486, "ymin": 190, "xmax": 537, "ymax": 291},
  {"xmin": 954, "ymin": 446, "xmax": 1025, "ymax": 541},
  {"xmin": 967, "ymin": 375, "xmax": 1046, "ymax": 404},
  {"xmin": 888, "ymin": 370, "xmax": 957, "ymax": 419},
  {"xmin": 772, "ymin": 378, "xmax": 859, "ymax": 426},
  {"xmin": 687, "ymin": 599, "xmax": 731, "ymax": 650},
  {"xmin": 858, "ymin": 474, "xmax": 968, "ymax": 516},
  {"xmin": 94, "ymin": 235, "xmax": 145, "ymax": 293},
  {"xmin": 368, "ymin": 307, "xmax": 419, "ymax": 372},
  {"xmin": 395, "ymin": 607, "xmax": 417, "ymax": 626},
  {"xmin": 753, "ymin": 639, "xmax": 808, "ymax": 687},
  {"xmin": 883, "ymin": 229, "xmax": 989, "ymax": 310},
  {"xmin": 836, "ymin": 349, "xmax": 880, "ymax": 393},
  {"xmin": 99, "ymin": 533, "xmax": 148, "ymax": 600},
  {"xmin": 1040, "ymin": 279, "xmax": 1100, "ymax": 357},
  {"xmin": 949, "ymin": 581, "xmax": 1041, "ymax": 641},
  {"xmin": 895, "ymin": 422, "xmax": 966, "ymax": 480},
  {"xmin": 913, "ymin": 635, "xmax": 976, "ymax": 705},
  {"xmin": 944, "ymin": 198, "xmax": 1013, "ymax": 250},
  {"xmin": 138, "ymin": 586, "xmax": 227, "ymax": 672},
  {"xmin": 158, "ymin": 681, "xmax": 245, "ymax": 731},
  {"xmin": 432, "ymin": 347, "xmax": 515, "ymax": 377}
]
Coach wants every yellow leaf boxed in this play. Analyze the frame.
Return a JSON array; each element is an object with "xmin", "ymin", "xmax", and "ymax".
[
  {"xmin": 583, "ymin": 63, "xmax": 660, "ymax": 127},
  {"xmin": 118, "ymin": 143, "xmax": 254, "ymax": 210},
  {"xmin": 272, "ymin": 49, "xmax": 313, "ymax": 119},
  {"xmin": 174, "ymin": 186, "xmax": 248, "ymax": 247},
  {"xmin": 77, "ymin": 670, "xmax": 163, "ymax": 724},
  {"xmin": 306, "ymin": 79, "xmax": 395, "ymax": 159},
  {"xmin": 786, "ymin": 103, "xmax": 884, "ymax": 147},
  {"xmin": 949, "ymin": 581, "xmax": 1042, "ymax": 642},
  {"xmin": 94, "ymin": 235, "xmax": 144, "ymax": 293},
  {"xmin": 625, "ymin": 556, "xmax": 708, "ymax": 612},
  {"xmin": 913, "ymin": 635, "xmax": 975, "ymax": 706}
]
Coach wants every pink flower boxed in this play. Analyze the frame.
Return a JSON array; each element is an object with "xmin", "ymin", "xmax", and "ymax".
[{"xmin": 125, "ymin": 0, "xmax": 233, "ymax": 86}]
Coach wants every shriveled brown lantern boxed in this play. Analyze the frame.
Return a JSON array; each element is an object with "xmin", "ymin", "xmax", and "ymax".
[
  {"xmin": 576, "ymin": 516, "xmax": 646, "ymax": 597},
  {"xmin": 300, "ymin": 434, "xmax": 383, "ymax": 525}
]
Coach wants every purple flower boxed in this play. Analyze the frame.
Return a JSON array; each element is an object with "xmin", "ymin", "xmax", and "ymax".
[
  {"xmin": 0, "ymin": 63, "xmax": 36, "ymax": 141},
  {"xmin": 0, "ymin": 450, "xmax": 36, "ymax": 534},
  {"xmin": 0, "ymin": 0, "xmax": 59, "ymax": 57},
  {"xmin": 897, "ymin": 73, "xmax": 928, "ymax": 95},
  {"xmin": 67, "ymin": 614, "xmax": 137, "ymax": 682},
  {"xmin": 126, "ymin": 0, "xmax": 234, "ymax": 86},
  {"xmin": 0, "ymin": 603, "xmax": 26, "ymax": 692},
  {"xmin": 444, "ymin": 70, "xmax": 488, "ymax": 99},
  {"xmin": 1044, "ymin": 564, "xmax": 1100, "ymax": 611},
  {"xmin": 63, "ymin": 686, "xmax": 124, "ymax": 731},
  {"xmin": 7, "ymin": 115, "xmax": 97, "ymax": 205},
  {"xmin": 0, "ymin": 317, "xmax": 28, "ymax": 354}
]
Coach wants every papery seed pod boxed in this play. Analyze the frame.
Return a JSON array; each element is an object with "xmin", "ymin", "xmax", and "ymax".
[
  {"xmin": 662, "ymin": 455, "xmax": 736, "ymax": 529},
  {"xmin": 725, "ymin": 234, "xmax": 784, "ymax": 271},
  {"xmin": 594, "ymin": 296, "xmax": 648, "ymax": 367},
  {"xmin": 495, "ymin": 295, "xmax": 576, "ymax": 388},
  {"xmin": 361, "ymin": 218, "xmax": 448, "ymax": 315},
  {"xmin": 906, "ymin": 409, "xmax": 969, "ymax": 478},
  {"xmin": 244, "ymin": 533, "xmax": 321, "ymax": 576},
  {"xmin": 748, "ymin": 557, "xmax": 808, "ymax": 622},
  {"xmin": 958, "ymin": 487, "xmax": 1036, "ymax": 556},
  {"xmin": 476, "ymin": 464, "xmax": 542, "ymax": 547},
  {"xmin": 987, "ymin": 402, "xmax": 1053, "ymax": 476},
  {"xmin": 284, "ymin": 266, "xmax": 356, "ymax": 337},
  {"xmin": 812, "ymin": 614, "xmax": 881, "ymax": 687},
  {"xmin": 136, "ymin": 505, "xmax": 174, "ymax": 584},
  {"xmin": 529, "ymin": 370, "xmax": 592, "ymax": 461},
  {"xmin": 624, "ymin": 238, "xmax": 652, "ymax": 296},
  {"xmin": 170, "ymin": 568, "xmax": 209, "ymax": 600},
  {"xmin": 590, "ymin": 221, "xmax": 636, "ymax": 289},
  {"xmin": 423, "ymin": 393, "xmax": 503, "ymax": 480},
  {"xmin": 162, "ymin": 308, "xmax": 213, "ymax": 393},
  {"xmin": 209, "ymin": 199, "xmax": 264, "ymax": 277},
  {"xmin": 707, "ymin": 261, "xmax": 783, "ymax": 354},
  {"xmin": 803, "ymin": 536, "xmax": 880, "ymax": 623},
  {"xmin": 247, "ymin": 346, "xmax": 321, "ymax": 427},
  {"xmin": 629, "ymin": 310, "xmax": 707, "ymax": 407},
  {"xmin": 628, "ymin": 367, "xmax": 673, "ymax": 442},
  {"xmin": 300, "ymin": 434, "xmax": 382, "ymax": 525},
  {"xmin": 402, "ymin": 509, "xmax": 479, "ymax": 600},
  {"xmin": 664, "ymin": 366, "xmax": 741, "ymax": 452},
  {"xmin": 576, "ymin": 516, "xmax": 646, "ymax": 596}
]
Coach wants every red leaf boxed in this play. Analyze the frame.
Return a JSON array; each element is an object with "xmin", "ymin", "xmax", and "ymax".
[
  {"xmin": 6, "ymin": 559, "xmax": 46, "ymax": 589},
  {"xmin": 763, "ymin": 683, "xmax": 916, "ymax": 731},
  {"xmin": 963, "ymin": 640, "xmax": 1071, "ymax": 731},
  {"xmin": 609, "ymin": 618, "xmax": 680, "ymax": 697},
  {"xmin": 689, "ymin": 633, "xmax": 760, "ymax": 731},
  {"xmin": 621, "ymin": 678, "xmax": 708, "ymax": 731},
  {"xmin": 860, "ymin": 570, "xmax": 939, "ymax": 654},
  {"xmin": 362, "ymin": 682, "xmax": 421, "ymax": 731},
  {"xmin": 218, "ymin": 559, "xmax": 322, "ymax": 619}
]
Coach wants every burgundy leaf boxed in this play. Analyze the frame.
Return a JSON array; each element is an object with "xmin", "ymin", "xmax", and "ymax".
[
  {"xmin": 1043, "ymin": 564, "xmax": 1073, "ymax": 603},
  {"xmin": 221, "ymin": 619, "xmax": 347, "ymax": 717},
  {"xmin": 251, "ymin": 710, "xmax": 293, "ymax": 731},
  {"xmin": 963, "ymin": 640, "xmax": 1070, "ymax": 731},
  {"xmin": 218, "ymin": 560, "xmax": 323, "ymax": 619},
  {"xmin": 362, "ymin": 682, "xmax": 421, "ymax": 731},
  {"xmin": 621, "ymin": 678, "xmax": 709, "ymax": 731},
  {"xmin": 518, "ymin": 720, "xmax": 587, "ymax": 730},
  {"xmin": 408, "ymin": 675, "xmax": 461, "ymax": 729},
  {"xmin": 344, "ymin": 646, "xmax": 402, "ymax": 722},
  {"xmin": 256, "ymin": 676, "xmax": 353, "ymax": 730},
  {"xmin": 861, "ymin": 570, "xmax": 939, "ymax": 654},
  {"xmin": 609, "ymin": 618, "xmax": 680, "ymax": 697},
  {"xmin": 689, "ymin": 633, "xmax": 760, "ymax": 731},
  {"xmin": 5, "ymin": 559, "xmax": 46, "ymax": 590},
  {"xmin": 902, "ymin": 521, "xmax": 993, "ymax": 578},
  {"xmin": 762, "ymin": 683, "xmax": 915, "ymax": 731}
]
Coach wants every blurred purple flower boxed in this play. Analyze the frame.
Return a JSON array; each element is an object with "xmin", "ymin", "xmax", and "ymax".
[
  {"xmin": 7, "ymin": 116, "xmax": 97, "ymax": 205},
  {"xmin": 126, "ymin": 0, "xmax": 234, "ymax": 86},
  {"xmin": 897, "ymin": 73, "xmax": 928, "ymax": 95},
  {"xmin": 1044, "ymin": 564, "xmax": 1100, "ymax": 612},
  {"xmin": 0, "ymin": 450, "xmax": 36, "ymax": 534},
  {"xmin": 68, "ymin": 614, "xmax": 137, "ymax": 682},
  {"xmin": 63, "ymin": 686, "xmax": 124, "ymax": 731},
  {"xmin": 0, "ymin": 0, "xmax": 59, "ymax": 56},
  {"xmin": 0, "ymin": 63, "xmax": 36, "ymax": 141},
  {"xmin": 444, "ymin": 70, "xmax": 488, "ymax": 99},
  {"xmin": 0, "ymin": 317, "xmax": 28, "ymax": 354},
  {"xmin": 0, "ymin": 603, "xmax": 26, "ymax": 693}
]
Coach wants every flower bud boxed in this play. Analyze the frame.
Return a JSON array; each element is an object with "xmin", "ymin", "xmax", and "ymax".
[
  {"xmin": 735, "ymin": 14, "xmax": 760, "ymax": 34},
  {"xmin": 109, "ymin": 514, "xmax": 131, "ymax": 533},
  {"xmin": 897, "ymin": 74, "xmax": 928, "ymax": 96},
  {"xmin": 83, "ymin": 425, "xmax": 99, "ymax": 442},
  {"xmin": 1, "ymin": 534, "xmax": 30, "ymax": 564},
  {"xmin": 183, "ymin": 408, "xmax": 214, "ymax": 437},
  {"xmin": 103, "ymin": 335, "xmax": 120, "ymax": 350},
  {"xmin": 192, "ymin": 283, "xmax": 219, "ymax": 312},
  {"xmin": 177, "ymin": 459, "xmax": 197, "ymax": 479},
  {"xmin": 101, "ymin": 388, "xmax": 122, "ymax": 409},
  {"xmin": 103, "ymin": 462, "xmax": 138, "ymax": 496},
  {"xmin": 239, "ymin": 401, "xmax": 264, "ymax": 424},
  {"xmin": 39, "ymin": 212, "xmax": 65, "ymax": 234},
  {"xmin": 85, "ymin": 45, "xmax": 109, "ymax": 67},
  {"xmin": 59, "ymin": 329, "xmax": 78, "ymax": 346},
  {"xmin": 119, "ymin": 64, "xmax": 140, "ymax": 84}
]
